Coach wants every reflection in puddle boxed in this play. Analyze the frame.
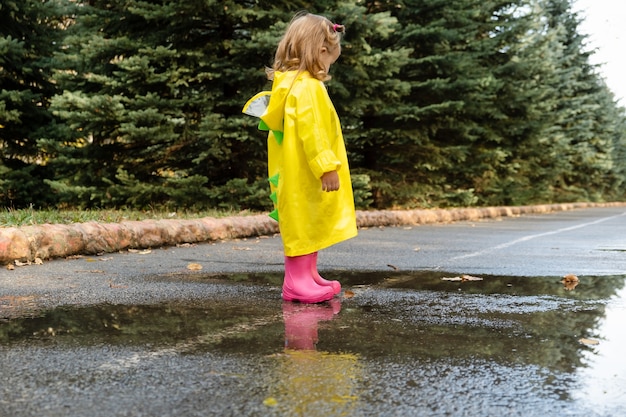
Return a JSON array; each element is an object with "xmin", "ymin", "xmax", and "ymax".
[
  {"xmin": 1, "ymin": 272, "xmax": 625, "ymax": 415},
  {"xmin": 282, "ymin": 299, "xmax": 342, "ymax": 350},
  {"xmin": 264, "ymin": 300, "xmax": 361, "ymax": 415}
]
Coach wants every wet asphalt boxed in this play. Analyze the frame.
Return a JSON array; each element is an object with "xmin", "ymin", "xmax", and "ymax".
[{"xmin": 1, "ymin": 206, "xmax": 625, "ymax": 416}]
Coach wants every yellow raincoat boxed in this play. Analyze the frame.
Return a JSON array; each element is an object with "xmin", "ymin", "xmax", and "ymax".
[{"xmin": 244, "ymin": 70, "xmax": 357, "ymax": 256}]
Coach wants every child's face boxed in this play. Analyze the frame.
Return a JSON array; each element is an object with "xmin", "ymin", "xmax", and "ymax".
[{"xmin": 320, "ymin": 43, "xmax": 342, "ymax": 73}]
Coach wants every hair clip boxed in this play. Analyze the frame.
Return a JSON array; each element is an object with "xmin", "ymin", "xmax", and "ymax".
[{"xmin": 332, "ymin": 23, "xmax": 345, "ymax": 33}]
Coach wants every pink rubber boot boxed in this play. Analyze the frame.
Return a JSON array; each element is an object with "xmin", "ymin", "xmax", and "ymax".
[
  {"xmin": 311, "ymin": 252, "xmax": 341, "ymax": 295},
  {"xmin": 282, "ymin": 254, "xmax": 334, "ymax": 303}
]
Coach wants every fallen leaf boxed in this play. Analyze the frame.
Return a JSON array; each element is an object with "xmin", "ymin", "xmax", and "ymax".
[
  {"xmin": 187, "ymin": 263, "xmax": 203, "ymax": 271},
  {"xmin": 14, "ymin": 260, "xmax": 30, "ymax": 267},
  {"xmin": 579, "ymin": 338, "xmax": 599, "ymax": 346},
  {"xmin": 34, "ymin": 257, "xmax": 43, "ymax": 265},
  {"xmin": 263, "ymin": 397, "xmax": 278, "ymax": 407},
  {"xmin": 442, "ymin": 275, "xmax": 483, "ymax": 282},
  {"xmin": 331, "ymin": 394, "xmax": 359, "ymax": 403},
  {"xmin": 127, "ymin": 249, "xmax": 152, "ymax": 255},
  {"xmin": 343, "ymin": 290, "xmax": 355, "ymax": 299},
  {"xmin": 561, "ymin": 274, "xmax": 579, "ymax": 291},
  {"xmin": 461, "ymin": 274, "xmax": 483, "ymax": 281},
  {"xmin": 442, "ymin": 277, "xmax": 463, "ymax": 282},
  {"xmin": 0, "ymin": 296, "xmax": 37, "ymax": 311},
  {"xmin": 6, "ymin": 264, "xmax": 15, "ymax": 270},
  {"xmin": 562, "ymin": 274, "xmax": 579, "ymax": 282}
]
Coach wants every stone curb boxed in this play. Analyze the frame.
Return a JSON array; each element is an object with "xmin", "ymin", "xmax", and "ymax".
[{"xmin": 1, "ymin": 202, "xmax": 625, "ymax": 265}]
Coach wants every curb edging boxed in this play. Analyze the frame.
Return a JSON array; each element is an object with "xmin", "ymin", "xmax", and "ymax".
[{"xmin": 1, "ymin": 202, "xmax": 624, "ymax": 265}]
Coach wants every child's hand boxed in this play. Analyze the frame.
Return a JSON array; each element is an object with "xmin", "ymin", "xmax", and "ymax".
[{"xmin": 321, "ymin": 171, "xmax": 340, "ymax": 192}]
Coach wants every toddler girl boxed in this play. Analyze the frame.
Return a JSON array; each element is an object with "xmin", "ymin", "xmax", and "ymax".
[{"xmin": 244, "ymin": 12, "xmax": 357, "ymax": 303}]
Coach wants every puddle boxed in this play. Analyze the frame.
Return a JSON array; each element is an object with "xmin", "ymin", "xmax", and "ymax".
[
  {"xmin": 183, "ymin": 269, "xmax": 624, "ymax": 299},
  {"xmin": 573, "ymin": 284, "xmax": 626, "ymax": 412},
  {"xmin": 1, "ymin": 271, "xmax": 625, "ymax": 416}
]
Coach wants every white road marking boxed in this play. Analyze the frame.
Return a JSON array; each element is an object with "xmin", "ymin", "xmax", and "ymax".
[{"xmin": 450, "ymin": 211, "xmax": 626, "ymax": 261}]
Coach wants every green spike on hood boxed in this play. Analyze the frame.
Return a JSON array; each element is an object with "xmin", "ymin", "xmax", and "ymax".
[
  {"xmin": 258, "ymin": 120, "xmax": 269, "ymax": 131},
  {"xmin": 272, "ymin": 130, "xmax": 283, "ymax": 145},
  {"xmin": 268, "ymin": 172, "xmax": 280, "ymax": 187}
]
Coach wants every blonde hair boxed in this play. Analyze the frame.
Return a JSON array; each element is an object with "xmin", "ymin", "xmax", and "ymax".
[{"xmin": 268, "ymin": 12, "xmax": 345, "ymax": 82}]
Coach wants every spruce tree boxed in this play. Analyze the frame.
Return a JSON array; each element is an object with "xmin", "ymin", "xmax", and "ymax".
[
  {"xmin": 357, "ymin": 0, "xmax": 533, "ymax": 207},
  {"xmin": 484, "ymin": 1, "xmax": 567, "ymax": 204},
  {"xmin": 34, "ymin": 0, "xmax": 625, "ymax": 210},
  {"xmin": 47, "ymin": 0, "xmax": 290, "ymax": 209},
  {"xmin": 46, "ymin": 0, "xmax": 410, "ymax": 210},
  {"xmin": 541, "ymin": 0, "xmax": 624, "ymax": 201},
  {"xmin": 0, "ymin": 0, "xmax": 68, "ymax": 207}
]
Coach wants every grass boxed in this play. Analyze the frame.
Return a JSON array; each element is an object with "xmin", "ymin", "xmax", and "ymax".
[{"xmin": 0, "ymin": 207, "xmax": 252, "ymax": 227}]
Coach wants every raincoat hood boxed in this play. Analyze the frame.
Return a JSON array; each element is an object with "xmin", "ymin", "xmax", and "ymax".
[{"xmin": 261, "ymin": 71, "xmax": 298, "ymax": 133}]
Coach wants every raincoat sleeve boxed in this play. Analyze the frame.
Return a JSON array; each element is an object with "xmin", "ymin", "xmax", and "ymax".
[{"xmin": 292, "ymin": 82, "xmax": 342, "ymax": 180}]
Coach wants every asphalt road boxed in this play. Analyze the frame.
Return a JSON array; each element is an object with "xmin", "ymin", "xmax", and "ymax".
[{"xmin": 1, "ymin": 206, "xmax": 625, "ymax": 416}]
